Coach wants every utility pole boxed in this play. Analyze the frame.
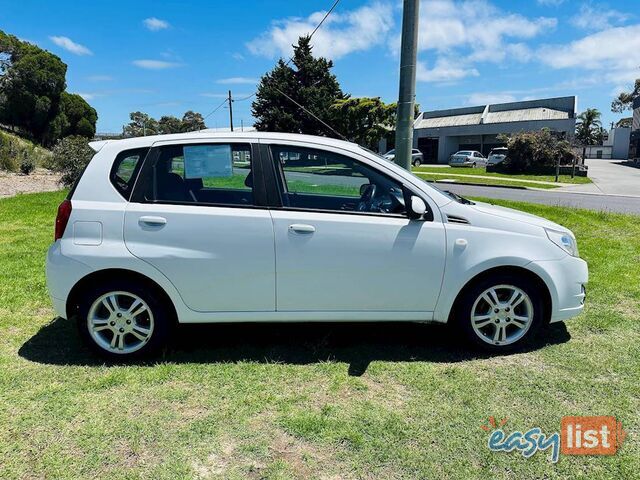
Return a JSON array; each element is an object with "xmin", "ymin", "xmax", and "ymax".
[
  {"xmin": 394, "ymin": 0, "xmax": 420, "ymax": 170},
  {"xmin": 228, "ymin": 90, "xmax": 234, "ymax": 132}
]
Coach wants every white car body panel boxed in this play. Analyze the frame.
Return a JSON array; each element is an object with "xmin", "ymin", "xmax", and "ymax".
[
  {"xmin": 46, "ymin": 131, "xmax": 587, "ymax": 329},
  {"xmin": 270, "ymin": 209, "xmax": 446, "ymax": 313},
  {"xmin": 123, "ymin": 202, "xmax": 276, "ymax": 312}
]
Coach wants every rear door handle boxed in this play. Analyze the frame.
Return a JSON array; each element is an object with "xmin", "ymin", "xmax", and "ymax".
[
  {"xmin": 139, "ymin": 216, "xmax": 167, "ymax": 226},
  {"xmin": 289, "ymin": 224, "xmax": 316, "ymax": 234}
]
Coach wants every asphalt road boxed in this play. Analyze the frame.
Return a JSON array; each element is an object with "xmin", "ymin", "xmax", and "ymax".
[{"xmin": 442, "ymin": 183, "xmax": 640, "ymax": 215}]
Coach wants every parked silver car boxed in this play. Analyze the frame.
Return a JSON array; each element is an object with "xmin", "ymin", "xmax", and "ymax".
[
  {"xmin": 384, "ymin": 148, "xmax": 425, "ymax": 167},
  {"xmin": 449, "ymin": 150, "xmax": 487, "ymax": 167},
  {"xmin": 488, "ymin": 147, "xmax": 508, "ymax": 165}
]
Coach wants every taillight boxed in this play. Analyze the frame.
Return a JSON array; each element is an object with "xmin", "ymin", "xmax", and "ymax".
[{"xmin": 55, "ymin": 199, "xmax": 72, "ymax": 241}]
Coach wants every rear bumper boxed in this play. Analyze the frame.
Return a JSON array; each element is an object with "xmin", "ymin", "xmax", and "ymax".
[
  {"xmin": 527, "ymin": 256, "xmax": 588, "ymax": 323},
  {"xmin": 46, "ymin": 242, "xmax": 92, "ymax": 320}
]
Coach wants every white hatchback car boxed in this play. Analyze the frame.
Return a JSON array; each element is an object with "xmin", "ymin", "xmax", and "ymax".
[{"xmin": 46, "ymin": 132, "xmax": 587, "ymax": 358}]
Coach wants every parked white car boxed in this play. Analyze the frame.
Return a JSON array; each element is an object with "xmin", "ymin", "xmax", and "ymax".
[
  {"xmin": 449, "ymin": 150, "xmax": 487, "ymax": 167},
  {"xmin": 383, "ymin": 148, "xmax": 425, "ymax": 167},
  {"xmin": 46, "ymin": 132, "xmax": 587, "ymax": 358},
  {"xmin": 488, "ymin": 147, "xmax": 508, "ymax": 166}
]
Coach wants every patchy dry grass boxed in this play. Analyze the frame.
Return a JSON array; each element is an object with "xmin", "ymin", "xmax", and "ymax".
[{"xmin": 0, "ymin": 191, "xmax": 639, "ymax": 479}]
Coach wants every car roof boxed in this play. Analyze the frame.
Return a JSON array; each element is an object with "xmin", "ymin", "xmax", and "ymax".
[{"xmin": 90, "ymin": 131, "xmax": 359, "ymax": 153}]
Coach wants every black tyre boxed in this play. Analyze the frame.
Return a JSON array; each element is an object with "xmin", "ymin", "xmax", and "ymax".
[
  {"xmin": 413, "ymin": 158, "xmax": 422, "ymax": 167},
  {"xmin": 453, "ymin": 274, "xmax": 544, "ymax": 352},
  {"xmin": 76, "ymin": 279, "xmax": 172, "ymax": 359}
]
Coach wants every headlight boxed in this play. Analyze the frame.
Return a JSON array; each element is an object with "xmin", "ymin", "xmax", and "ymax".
[{"xmin": 545, "ymin": 228, "xmax": 579, "ymax": 257}]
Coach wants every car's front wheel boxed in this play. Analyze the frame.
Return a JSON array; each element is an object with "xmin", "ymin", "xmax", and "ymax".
[
  {"xmin": 413, "ymin": 158, "xmax": 422, "ymax": 167},
  {"xmin": 455, "ymin": 274, "xmax": 543, "ymax": 351},
  {"xmin": 77, "ymin": 280, "xmax": 171, "ymax": 359}
]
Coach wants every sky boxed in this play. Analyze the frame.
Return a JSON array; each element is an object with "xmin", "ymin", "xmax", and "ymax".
[{"xmin": 2, "ymin": 0, "xmax": 639, "ymax": 132}]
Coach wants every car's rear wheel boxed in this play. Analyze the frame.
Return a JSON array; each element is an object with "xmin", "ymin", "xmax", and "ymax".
[
  {"xmin": 454, "ymin": 274, "xmax": 543, "ymax": 351},
  {"xmin": 413, "ymin": 158, "xmax": 422, "ymax": 167},
  {"xmin": 77, "ymin": 280, "xmax": 171, "ymax": 359}
]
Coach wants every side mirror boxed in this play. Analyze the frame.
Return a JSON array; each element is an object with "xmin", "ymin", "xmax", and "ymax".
[{"xmin": 409, "ymin": 195, "xmax": 427, "ymax": 219}]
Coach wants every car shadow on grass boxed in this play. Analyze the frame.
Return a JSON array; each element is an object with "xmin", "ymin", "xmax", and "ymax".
[{"xmin": 19, "ymin": 317, "xmax": 571, "ymax": 375}]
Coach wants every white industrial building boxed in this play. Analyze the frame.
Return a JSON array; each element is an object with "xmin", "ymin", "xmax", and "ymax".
[{"xmin": 412, "ymin": 96, "xmax": 577, "ymax": 164}]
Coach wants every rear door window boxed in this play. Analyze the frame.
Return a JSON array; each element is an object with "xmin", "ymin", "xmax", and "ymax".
[{"xmin": 137, "ymin": 143, "xmax": 255, "ymax": 206}]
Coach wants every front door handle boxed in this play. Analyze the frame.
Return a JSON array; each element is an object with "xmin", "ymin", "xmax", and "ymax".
[
  {"xmin": 289, "ymin": 224, "xmax": 316, "ymax": 234},
  {"xmin": 139, "ymin": 216, "xmax": 167, "ymax": 226}
]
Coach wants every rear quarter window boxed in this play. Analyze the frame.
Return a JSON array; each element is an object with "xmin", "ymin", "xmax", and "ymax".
[{"xmin": 110, "ymin": 148, "xmax": 149, "ymax": 199}]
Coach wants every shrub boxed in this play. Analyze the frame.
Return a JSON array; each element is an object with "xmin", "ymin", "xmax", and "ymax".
[
  {"xmin": 20, "ymin": 156, "xmax": 36, "ymax": 175},
  {"xmin": 51, "ymin": 136, "xmax": 95, "ymax": 187},
  {"xmin": 497, "ymin": 129, "xmax": 577, "ymax": 174},
  {"xmin": 0, "ymin": 132, "xmax": 20, "ymax": 172}
]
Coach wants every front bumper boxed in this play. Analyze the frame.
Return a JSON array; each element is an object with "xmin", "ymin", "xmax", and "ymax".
[{"xmin": 527, "ymin": 255, "xmax": 588, "ymax": 323}]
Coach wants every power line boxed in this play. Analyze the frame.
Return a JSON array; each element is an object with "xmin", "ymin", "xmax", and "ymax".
[
  {"xmin": 202, "ymin": 97, "xmax": 228, "ymax": 121},
  {"xmin": 272, "ymin": 86, "xmax": 348, "ymax": 141},
  {"xmin": 285, "ymin": 0, "xmax": 341, "ymax": 66}
]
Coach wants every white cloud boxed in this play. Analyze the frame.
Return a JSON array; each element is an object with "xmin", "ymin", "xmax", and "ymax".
[
  {"xmin": 49, "ymin": 36, "xmax": 92, "ymax": 56},
  {"xmin": 247, "ymin": 2, "xmax": 394, "ymax": 59},
  {"xmin": 417, "ymin": 58, "xmax": 479, "ymax": 83},
  {"xmin": 466, "ymin": 93, "xmax": 516, "ymax": 105},
  {"xmin": 76, "ymin": 92, "xmax": 102, "ymax": 101},
  {"xmin": 410, "ymin": 0, "xmax": 556, "ymax": 63},
  {"xmin": 539, "ymin": 25, "xmax": 640, "ymax": 71},
  {"xmin": 132, "ymin": 59, "xmax": 182, "ymax": 69},
  {"xmin": 143, "ymin": 17, "xmax": 170, "ymax": 31},
  {"xmin": 536, "ymin": 0, "xmax": 565, "ymax": 6},
  {"xmin": 570, "ymin": 3, "xmax": 629, "ymax": 31},
  {"xmin": 216, "ymin": 77, "xmax": 258, "ymax": 85}
]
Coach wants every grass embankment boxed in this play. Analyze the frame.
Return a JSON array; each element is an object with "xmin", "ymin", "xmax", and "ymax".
[
  {"xmin": 413, "ymin": 166, "xmax": 592, "ymax": 190},
  {"xmin": 0, "ymin": 191, "xmax": 638, "ymax": 479},
  {"xmin": 0, "ymin": 129, "xmax": 52, "ymax": 172}
]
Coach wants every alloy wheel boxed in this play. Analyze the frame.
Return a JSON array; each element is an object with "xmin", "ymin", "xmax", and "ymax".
[
  {"xmin": 470, "ymin": 284, "xmax": 534, "ymax": 346},
  {"xmin": 87, "ymin": 291, "xmax": 155, "ymax": 354}
]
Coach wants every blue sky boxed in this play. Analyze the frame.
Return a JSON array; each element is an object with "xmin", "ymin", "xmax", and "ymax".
[{"xmin": 2, "ymin": 0, "xmax": 639, "ymax": 132}]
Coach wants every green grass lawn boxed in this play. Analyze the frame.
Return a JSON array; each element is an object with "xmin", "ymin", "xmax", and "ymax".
[
  {"xmin": 1, "ymin": 191, "xmax": 638, "ymax": 479},
  {"xmin": 413, "ymin": 166, "xmax": 592, "ymax": 189}
]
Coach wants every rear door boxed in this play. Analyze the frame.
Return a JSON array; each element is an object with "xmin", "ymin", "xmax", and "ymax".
[{"xmin": 124, "ymin": 140, "xmax": 275, "ymax": 312}]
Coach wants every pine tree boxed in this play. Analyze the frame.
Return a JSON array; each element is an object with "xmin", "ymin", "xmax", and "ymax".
[{"xmin": 252, "ymin": 36, "xmax": 345, "ymax": 137}]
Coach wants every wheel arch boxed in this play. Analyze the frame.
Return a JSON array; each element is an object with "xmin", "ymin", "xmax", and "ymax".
[
  {"xmin": 447, "ymin": 265, "xmax": 552, "ymax": 324},
  {"xmin": 66, "ymin": 268, "xmax": 178, "ymax": 323}
]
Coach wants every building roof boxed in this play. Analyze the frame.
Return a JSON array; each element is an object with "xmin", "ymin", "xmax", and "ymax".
[
  {"xmin": 415, "ymin": 113, "xmax": 483, "ymax": 129},
  {"xmin": 414, "ymin": 96, "xmax": 576, "ymax": 130},
  {"xmin": 484, "ymin": 107, "xmax": 570, "ymax": 124}
]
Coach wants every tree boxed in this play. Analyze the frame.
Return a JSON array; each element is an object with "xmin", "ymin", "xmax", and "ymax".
[
  {"xmin": 0, "ymin": 30, "xmax": 67, "ymax": 144},
  {"xmin": 158, "ymin": 115, "xmax": 183, "ymax": 134},
  {"xmin": 123, "ymin": 111, "xmax": 159, "ymax": 137},
  {"xmin": 616, "ymin": 117, "xmax": 633, "ymax": 128},
  {"xmin": 252, "ymin": 36, "xmax": 345, "ymax": 137},
  {"xmin": 181, "ymin": 111, "xmax": 205, "ymax": 132},
  {"xmin": 330, "ymin": 97, "xmax": 396, "ymax": 150},
  {"xmin": 575, "ymin": 108, "xmax": 603, "ymax": 145},
  {"xmin": 612, "ymin": 78, "xmax": 640, "ymax": 113},
  {"xmin": 59, "ymin": 92, "xmax": 97, "ymax": 137}
]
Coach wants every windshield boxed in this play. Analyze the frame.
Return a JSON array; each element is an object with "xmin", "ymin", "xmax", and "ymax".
[
  {"xmin": 456, "ymin": 151, "xmax": 472, "ymax": 156},
  {"xmin": 490, "ymin": 149, "xmax": 507, "ymax": 155}
]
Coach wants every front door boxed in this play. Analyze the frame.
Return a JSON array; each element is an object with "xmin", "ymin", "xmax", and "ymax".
[
  {"xmin": 267, "ymin": 143, "xmax": 446, "ymax": 313},
  {"xmin": 124, "ymin": 141, "xmax": 275, "ymax": 312}
]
